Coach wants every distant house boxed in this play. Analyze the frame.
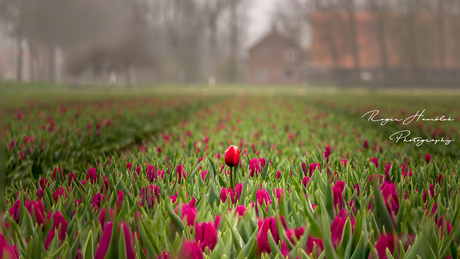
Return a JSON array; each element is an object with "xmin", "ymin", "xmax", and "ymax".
[{"xmin": 247, "ymin": 26, "xmax": 302, "ymax": 85}]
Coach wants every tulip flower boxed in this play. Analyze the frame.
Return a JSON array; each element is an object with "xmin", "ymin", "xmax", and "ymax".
[
  {"xmin": 68, "ymin": 172, "xmax": 77, "ymax": 185},
  {"xmin": 94, "ymin": 222, "xmax": 135, "ymax": 259},
  {"xmin": 363, "ymin": 140, "xmax": 369, "ymax": 149},
  {"xmin": 92, "ymin": 193, "xmax": 105, "ymax": 210},
  {"xmin": 302, "ymin": 177, "xmax": 310, "ymax": 188},
  {"xmin": 371, "ymin": 157, "xmax": 379, "ymax": 168},
  {"xmin": 381, "ymin": 182, "xmax": 399, "ymax": 215},
  {"xmin": 332, "ymin": 181, "xmax": 345, "ymax": 211},
  {"xmin": 306, "ymin": 235, "xmax": 324, "ymax": 257},
  {"xmin": 256, "ymin": 218, "xmax": 278, "ymax": 254},
  {"xmin": 181, "ymin": 204, "xmax": 197, "ymax": 226},
  {"xmin": 224, "ymin": 145, "xmax": 240, "ymax": 167},
  {"xmin": 24, "ymin": 199, "xmax": 46, "ymax": 226},
  {"xmin": 256, "ymin": 189, "xmax": 272, "ymax": 207},
  {"xmin": 220, "ymin": 187, "xmax": 230, "ymax": 203},
  {"xmin": 0, "ymin": 233, "xmax": 19, "ymax": 259},
  {"xmin": 177, "ymin": 165, "xmax": 186, "ymax": 183},
  {"xmin": 235, "ymin": 205, "xmax": 246, "ymax": 217},
  {"xmin": 214, "ymin": 215, "xmax": 221, "ymax": 230},
  {"xmin": 436, "ymin": 216, "xmax": 453, "ymax": 236},
  {"xmin": 178, "ymin": 241, "xmax": 203, "ymax": 259},
  {"xmin": 195, "ymin": 222, "xmax": 218, "ymax": 251},
  {"xmin": 94, "ymin": 222, "xmax": 113, "ymax": 259},
  {"xmin": 373, "ymin": 234, "xmax": 395, "ymax": 259},
  {"xmin": 225, "ymin": 145, "xmax": 240, "ymax": 189},
  {"xmin": 425, "ymin": 154, "xmax": 431, "ymax": 164},
  {"xmin": 116, "ymin": 190, "xmax": 124, "ymax": 212},
  {"xmin": 309, "ymin": 163, "xmax": 321, "ymax": 177},
  {"xmin": 147, "ymin": 165, "xmax": 157, "ymax": 182},
  {"xmin": 86, "ymin": 167, "xmax": 97, "ymax": 184},
  {"xmin": 330, "ymin": 215, "xmax": 347, "ymax": 248},
  {"xmin": 250, "ymin": 159, "xmax": 261, "ymax": 177},
  {"xmin": 52, "ymin": 167, "xmax": 66, "ymax": 181},
  {"xmin": 9, "ymin": 200, "xmax": 20, "ymax": 223}
]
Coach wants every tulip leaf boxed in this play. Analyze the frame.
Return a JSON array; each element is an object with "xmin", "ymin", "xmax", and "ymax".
[
  {"xmin": 84, "ymin": 230, "xmax": 94, "ymax": 259},
  {"xmin": 166, "ymin": 202, "xmax": 185, "ymax": 233},
  {"xmin": 210, "ymin": 242, "xmax": 225, "ymax": 259},
  {"xmin": 208, "ymin": 180, "xmax": 219, "ymax": 208},
  {"xmin": 118, "ymin": 226, "xmax": 128, "ymax": 259},
  {"xmin": 207, "ymin": 157, "xmax": 217, "ymax": 179},
  {"xmin": 372, "ymin": 181, "xmax": 395, "ymax": 233},
  {"xmin": 51, "ymin": 241, "xmax": 69, "ymax": 259},
  {"xmin": 225, "ymin": 216, "xmax": 243, "ymax": 254},
  {"xmin": 268, "ymin": 230, "xmax": 284, "ymax": 259},
  {"xmin": 186, "ymin": 161, "xmax": 202, "ymax": 184},
  {"xmin": 319, "ymin": 200, "xmax": 338, "ymax": 259},
  {"xmin": 336, "ymin": 217, "xmax": 352, "ymax": 259},
  {"xmin": 261, "ymin": 162, "xmax": 269, "ymax": 181},
  {"xmin": 236, "ymin": 226, "xmax": 258, "ymax": 259},
  {"xmin": 350, "ymin": 232, "xmax": 366, "ymax": 259}
]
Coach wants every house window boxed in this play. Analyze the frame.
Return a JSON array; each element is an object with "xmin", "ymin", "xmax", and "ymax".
[
  {"xmin": 284, "ymin": 69, "xmax": 294, "ymax": 80},
  {"xmin": 256, "ymin": 68, "xmax": 267, "ymax": 81},
  {"xmin": 259, "ymin": 48, "xmax": 270, "ymax": 62},
  {"xmin": 284, "ymin": 48, "xmax": 297, "ymax": 63}
]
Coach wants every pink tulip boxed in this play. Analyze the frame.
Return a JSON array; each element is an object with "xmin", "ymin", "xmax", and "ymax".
[
  {"xmin": 256, "ymin": 189, "xmax": 272, "ymax": 207},
  {"xmin": 306, "ymin": 235, "xmax": 324, "ymax": 257},
  {"xmin": 95, "ymin": 222, "xmax": 113, "ymax": 259},
  {"xmin": 92, "ymin": 193, "xmax": 105, "ymax": 210},
  {"xmin": 0, "ymin": 233, "xmax": 19, "ymax": 259},
  {"xmin": 371, "ymin": 157, "xmax": 379, "ymax": 168},
  {"xmin": 309, "ymin": 163, "xmax": 321, "ymax": 176},
  {"xmin": 302, "ymin": 177, "xmax": 310, "ymax": 188},
  {"xmin": 381, "ymin": 182, "xmax": 399, "ymax": 215},
  {"xmin": 425, "ymin": 154, "xmax": 431, "ymax": 164},
  {"xmin": 250, "ymin": 159, "xmax": 261, "ymax": 177},
  {"xmin": 220, "ymin": 187, "xmax": 230, "ymax": 203},
  {"xmin": 195, "ymin": 222, "xmax": 218, "ymax": 251},
  {"xmin": 257, "ymin": 217, "xmax": 281, "ymax": 254},
  {"xmin": 86, "ymin": 168, "xmax": 97, "ymax": 184},
  {"xmin": 116, "ymin": 190, "xmax": 124, "ymax": 212},
  {"xmin": 181, "ymin": 204, "xmax": 197, "ymax": 226},
  {"xmin": 178, "ymin": 241, "xmax": 203, "ymax": 259},
  {"xmin": 332, "ymin": 181, "xmax": 345, "ymax": 211},
  {"xmin": 235, "ymin": 205, "xmax": 246, "ymax": 217},
  {"xmin": 147, "ymin": 165, "xmax": 157, "ymax": 182},
  {"xmin": 373, "ymin": 234, "xmax": 395, "ymax": 259},
  {"xmin": 9, "ymin": 200, "xmax": 20, "ymax": 223},
  {"xmin": 24, "ymin": 199, "xmax": 46, "ymax": 226},
  {"xmin": 68, "ymin": 173, "xmax": 77, "ymax": 185},
  {"xmin": 177, "ymin": 165, "xmax": 186, "ymax": 183},
  {"xmin": 52, "ymin": 167, "xmax": 66, "ymax": 181}
]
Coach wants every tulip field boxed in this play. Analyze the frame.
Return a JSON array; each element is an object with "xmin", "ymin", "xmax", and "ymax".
[{"xmin": 2, "ymin": 87, "xmax": 460, "ymax": 259}]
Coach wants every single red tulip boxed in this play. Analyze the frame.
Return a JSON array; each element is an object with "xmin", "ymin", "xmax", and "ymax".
[{"xmin": 224, "ymin": 145, "xmax": 240, "ymax": 167}]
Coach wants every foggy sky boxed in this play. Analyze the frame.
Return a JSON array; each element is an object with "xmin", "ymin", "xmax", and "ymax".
[{"xmin": 246, "ymin": 0, "xmax": 279, "ymax": 48}]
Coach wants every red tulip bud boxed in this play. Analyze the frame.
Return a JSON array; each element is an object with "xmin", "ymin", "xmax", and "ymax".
[{"xmin": 224, "ymin": 145, "xmax": 240, "ymax": 167}]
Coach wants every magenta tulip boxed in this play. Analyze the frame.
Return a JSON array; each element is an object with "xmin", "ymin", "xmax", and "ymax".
[
  {"xmin": 178, "ymin": 241, "xmax": 203, "ymax": 259},
  {"xmin": 373, "ymin": 234, "xmax": 395, "ymax": 259},
  {"xmin": 195, "ymin": 222, "xmax": 218, "ymax": 251}
]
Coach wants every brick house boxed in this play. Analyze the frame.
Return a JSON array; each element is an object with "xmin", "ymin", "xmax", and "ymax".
[{"xmin": 247, "ymin": 26, "xmax": 302, "ymax": 84}]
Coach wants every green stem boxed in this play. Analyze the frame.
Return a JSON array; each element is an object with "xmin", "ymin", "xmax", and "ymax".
[{"xmin": 230, "ymin": 166, "xmax": 233, "ymax": 190}]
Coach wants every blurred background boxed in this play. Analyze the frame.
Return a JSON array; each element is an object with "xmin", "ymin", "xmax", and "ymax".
[{"xmin": 1, "ymin": 0, "xmax": 460, "ymax": 88}]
